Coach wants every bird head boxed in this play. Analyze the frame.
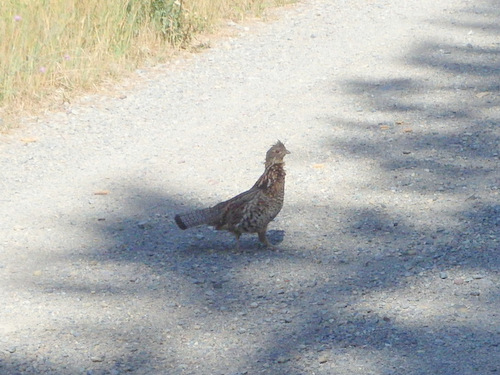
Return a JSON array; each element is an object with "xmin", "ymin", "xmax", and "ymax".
[{"xmin": 265, "ymin": 140, "xmax": 290, "ymax": 167}]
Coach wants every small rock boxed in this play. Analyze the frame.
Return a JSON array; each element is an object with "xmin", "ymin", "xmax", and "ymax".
[
  {"xmin": 276, "ymin": 356, "xmax": 290, "ymax": 363},
  {"xmin": 319, "ymin": 354, "xmax": 329, "ymax": 363},
  {"xmin": 401, "ymin": 249, "xmax": 417, "ymax": 256},
  {"xmin": 439, "ymin": 272, "xmax": 448, "ymax": 279},
  {"xmin": 90, "ymin": 355, "xmax": 105, "ymax": 362},
  {"xmin": 454, "ymin": 305, "xmax": 468, "ymax": 313},
  {"xmin": 137, "ymin": 220, "xmax": 152, "ymax": 229},
  {"xmin": 250, "ymin": 302, "xmax": 259, "ymax": 308},
  {"xmin": 470, "ymin": 290, "xmax": 481, "ymax": 296},
  {"xmin": 453, "ymin": 278, "xmax": 465, "ymax": 285},
  {"xmin": 212, "ymin": 281, "xmax": 223, "ymax": 289},
  {"xmin": 472, "ymin": 274, "xmax": 485, "ymax": 279}
]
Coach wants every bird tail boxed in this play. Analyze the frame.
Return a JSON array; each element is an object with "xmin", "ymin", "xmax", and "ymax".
[{"xmin": 174, "ymin": 207, "xmax": 221, "ymax": 230}]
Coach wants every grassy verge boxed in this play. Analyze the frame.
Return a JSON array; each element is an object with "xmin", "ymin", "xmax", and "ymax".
[{"xmin": 0, "ymin": 0, "xmax": 293, "ymax": 131}]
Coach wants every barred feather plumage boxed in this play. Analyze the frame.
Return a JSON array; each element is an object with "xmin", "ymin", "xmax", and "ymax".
[{"xmin": 174, "ymin": 207, "xmax": 221, "ymax": 230}]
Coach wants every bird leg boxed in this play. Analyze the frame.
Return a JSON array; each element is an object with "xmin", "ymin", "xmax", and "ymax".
[
  {"xmin": 258, "ymin": 229, "xmax": 273, "ymax": 249},
  {"xmin": 234, "ymin": 232, "xmax": 241, "ymax": 252}
]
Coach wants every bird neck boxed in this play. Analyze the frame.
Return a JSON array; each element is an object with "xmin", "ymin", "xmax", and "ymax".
[
  {"xmin": 265, "ymin": 160, "xmax": 284, "ymax": 169},
  {"xmin": 254, "ymin": 162, "xmax": 286, "ymax": 189}
]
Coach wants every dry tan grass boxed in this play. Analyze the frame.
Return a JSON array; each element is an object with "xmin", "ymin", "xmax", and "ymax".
[{"xmin": 0, "ymin": 0, "xmax": 294, "ymax": 131}]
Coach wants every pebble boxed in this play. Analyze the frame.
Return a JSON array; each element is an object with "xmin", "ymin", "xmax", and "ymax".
[
  {"xmin": 212, "ymin": 281, "xmax": 223, "ymax": 289},
  {"xmin": 439, "ymin": 272, "xmax": 448, "ymax": 279},
  {"xmin": 137, "ymin": 220, "xmax": 152, "ymax": 229},
  {"xmin": 318, "ymin": 354, "xmax": 329, "ymax": 363},
  {"xmin": 276, "ymin": 356, "xmax": 290, "ymax": 364}
]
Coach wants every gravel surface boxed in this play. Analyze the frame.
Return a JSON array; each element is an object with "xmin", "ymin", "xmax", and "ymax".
[{"xmin": 1, "ymin": 0, "xmax": 499, "ymax": 374}]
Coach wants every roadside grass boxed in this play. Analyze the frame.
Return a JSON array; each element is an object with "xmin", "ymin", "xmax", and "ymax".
[{"xmin": 0, "ymin": 0, "xmax": 293, "ymax": 131}]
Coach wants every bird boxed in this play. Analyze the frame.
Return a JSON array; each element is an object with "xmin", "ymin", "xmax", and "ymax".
[{"xmin": 174, "ymin": 141, "xmax": 290, "ymax": 250}]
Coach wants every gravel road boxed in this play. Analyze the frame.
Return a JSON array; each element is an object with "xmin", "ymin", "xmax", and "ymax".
[{"xmin": 1, "ymin": 0, "xmax": 499, "ymax": 374}]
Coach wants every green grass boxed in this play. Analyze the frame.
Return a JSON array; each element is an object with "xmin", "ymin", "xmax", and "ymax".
[{"xmin": 0, "ymin": 0, "xmax": 294, "ymax": 130}]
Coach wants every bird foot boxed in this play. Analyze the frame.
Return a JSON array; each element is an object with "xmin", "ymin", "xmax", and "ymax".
[{"xmin": 258, "ymin": 241, "xmax": 277, "ymax": 251}]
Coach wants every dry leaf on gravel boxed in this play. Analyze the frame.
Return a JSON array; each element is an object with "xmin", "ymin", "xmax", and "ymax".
[
  {"xmin": 476, "ymin": 92, "xmax": 490, "ymax": 98},
  {"xmin": 21, "ymin": 137, "xmax": 37, "ymax": 143},
  {"xmin": 94, "ymin": 190, "xmax": 110, "ymax": 195}
]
